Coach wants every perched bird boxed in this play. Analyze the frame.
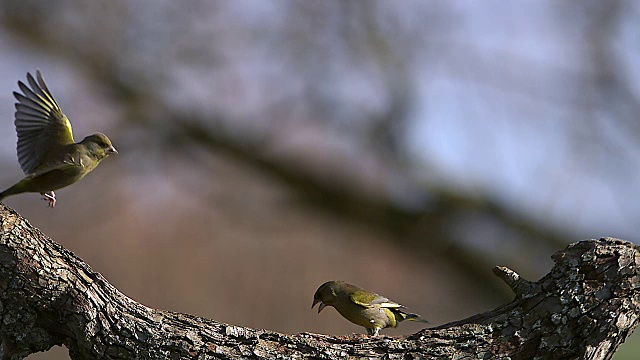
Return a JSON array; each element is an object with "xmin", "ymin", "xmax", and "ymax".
[
  {"xmin": 0, "ymin": 71, "xmax": 117, "ymax": 207},
  {"xmin": 312, "ymin": 280, "xmax": 429, "ymax": 336}
]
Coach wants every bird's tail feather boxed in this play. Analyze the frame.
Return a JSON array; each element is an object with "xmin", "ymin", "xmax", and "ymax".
[
  {"xmin": 0, "ymin": 183, "xmax": 24, "ymax": 202},
  {"xmin": 398, "ymin": 311, "xmax": 430, "ymax": 324}
]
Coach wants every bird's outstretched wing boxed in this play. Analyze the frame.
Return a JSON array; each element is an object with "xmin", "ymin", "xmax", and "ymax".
[{"xmin": 13, "ymin": 70, "xmax": 75, "ymax": 175}]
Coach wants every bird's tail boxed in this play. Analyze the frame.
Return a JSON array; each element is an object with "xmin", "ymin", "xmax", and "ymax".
[
  {"xmin": 0, "ymin": 183, "xmax": 23, "ymax": 202},
  {"xmin": 397, "ymin": 310, "xmax": 430, "ymax": 324}
]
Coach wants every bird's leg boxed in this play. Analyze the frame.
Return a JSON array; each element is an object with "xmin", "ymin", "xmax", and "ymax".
[
  {"xmin": 366, "ymin": 328, "xmax": 380, "ymax": 336},
  {"xmin": 41, "ymin": 191, "xmax": 56, "ymax": 207}
]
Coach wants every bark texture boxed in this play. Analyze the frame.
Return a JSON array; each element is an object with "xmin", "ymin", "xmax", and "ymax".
[{"xmin": 0, "ymin": 204, "xmax": 638, "ymax": 359}]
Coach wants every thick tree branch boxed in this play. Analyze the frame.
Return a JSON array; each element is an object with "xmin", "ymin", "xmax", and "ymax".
[{"xmin": 0, "ymin": 203, "xmax": 638, "ymax": 359}]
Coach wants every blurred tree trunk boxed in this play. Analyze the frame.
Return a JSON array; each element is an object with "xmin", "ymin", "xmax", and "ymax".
[{"xmin": 0, "ymin": 204, "xmax": 637, "ymax": 360}]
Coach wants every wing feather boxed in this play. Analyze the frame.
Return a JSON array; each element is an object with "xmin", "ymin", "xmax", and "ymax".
[
  {"xmin": 350, "ymin": 291, "xmax": 405, "ymax": 309},
  {"xmin": 369, "ymin": 295, "xmax": 405, "ymax": 309},
  {"xmin": 13, "ymin": 71, "xmax": 75, "ymax": 175}
]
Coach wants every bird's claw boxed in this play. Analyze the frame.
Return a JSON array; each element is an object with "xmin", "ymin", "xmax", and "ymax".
[{"xmin": 41, "ymin": 191, "xmax": 56, "ymax": 208}]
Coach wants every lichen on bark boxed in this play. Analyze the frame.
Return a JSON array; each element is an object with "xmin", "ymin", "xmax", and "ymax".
[{"xmin": 0, "ymin": 204, "xmax": 638, "ymax": 359}]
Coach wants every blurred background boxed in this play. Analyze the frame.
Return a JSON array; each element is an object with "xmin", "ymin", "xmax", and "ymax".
[{"xmin": 0, "ymin": 1, "xmax": 637, "ymax": 359}]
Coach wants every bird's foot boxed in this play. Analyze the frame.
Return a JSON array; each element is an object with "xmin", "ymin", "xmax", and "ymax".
[
  {"xmin": 41, "ymin": 191, "xmax": 56, "ymax": 208},
  {"xmin": 366, "ymin": 328, "xmax": 381, "ymax": 336}
]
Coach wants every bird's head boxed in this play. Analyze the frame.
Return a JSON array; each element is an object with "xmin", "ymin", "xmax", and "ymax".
[
  {"xmin": 312, "ymin": 281, "xmax": 340, "ymax": 313},
  {"xmin": 81, "ymin": 133, "xmax": 118, "ymax": 159}
]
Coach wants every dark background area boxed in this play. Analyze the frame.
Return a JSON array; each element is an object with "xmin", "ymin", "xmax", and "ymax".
[{"xmin": 0, "ymin": 1, "xmax": 637, "ymax": 359}]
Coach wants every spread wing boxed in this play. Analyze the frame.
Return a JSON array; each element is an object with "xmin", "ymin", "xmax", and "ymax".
[
  {"xmin": 13, "ymin": 71, "xmax": 75, "ymax": 175},
  {"xmin": 350, "ymin": 291, "xmax": 405, "ymax": 309}
]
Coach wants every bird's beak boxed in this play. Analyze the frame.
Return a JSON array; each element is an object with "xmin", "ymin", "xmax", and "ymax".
[
  {"xmin": 108, "ymin": 146, "xmax": 118, "ymax": 155},
  {"xmin": 312, "ymin": 299, "xmax": 327, "ymax": 314},
  {"xmin": 317, "ymin": 303, "xmax": 327, "ymax": 313}
]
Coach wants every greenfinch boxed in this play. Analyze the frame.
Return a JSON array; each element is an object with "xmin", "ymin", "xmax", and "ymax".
[
  {"xmin": 0, "ymin": 71, "xmax": 117, "ymax": 207},
  {"xmin": 312, "ymin": 280, "xmax": 429, "ymax": 336}
]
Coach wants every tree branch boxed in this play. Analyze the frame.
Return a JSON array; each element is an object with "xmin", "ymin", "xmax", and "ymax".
[{"xmin": 0, "ymin": 204, "xmax": 637, "ymax": 359}]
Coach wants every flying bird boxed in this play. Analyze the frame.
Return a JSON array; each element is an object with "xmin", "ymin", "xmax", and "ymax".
[{"xmin": 0, "ymin": 71, "xmax": 117, "ymax": 207}]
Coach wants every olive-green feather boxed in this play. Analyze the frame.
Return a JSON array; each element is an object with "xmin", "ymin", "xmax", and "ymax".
[
  {"xmin": 0, "ymin": 71, "xmax": 117, "ymax": 206},
  {"xmin": 312, "ymin": 280, "xmax": 429, "ymax": 336}
]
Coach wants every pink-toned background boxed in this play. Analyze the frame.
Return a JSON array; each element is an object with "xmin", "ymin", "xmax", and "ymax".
[{"xmin": 0, "ymin": 1, "xmax": 636, "ymax": 359}]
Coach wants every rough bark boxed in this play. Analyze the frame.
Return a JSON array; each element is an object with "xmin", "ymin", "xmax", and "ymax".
[{"xmin": 0, "ymin": 204, "xmax": 638, "ymax": 360}]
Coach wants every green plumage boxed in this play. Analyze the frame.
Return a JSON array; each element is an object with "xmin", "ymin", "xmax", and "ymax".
[
  {"xmin": 0, "ymin": 71, "xmax": 117, "ymax": 207},
  {"xmin": 312, "ymin": 280, "xmax": 429, "ymax": 336}
]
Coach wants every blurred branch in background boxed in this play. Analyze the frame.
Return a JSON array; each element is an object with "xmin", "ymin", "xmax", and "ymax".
[
  {"xmin": 0, "ymin": 0, "xmax": 579, "ymax": 293},
  {"xmin": 1, "ymin": 1, "xmax": 640, "ymax": 358}
]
